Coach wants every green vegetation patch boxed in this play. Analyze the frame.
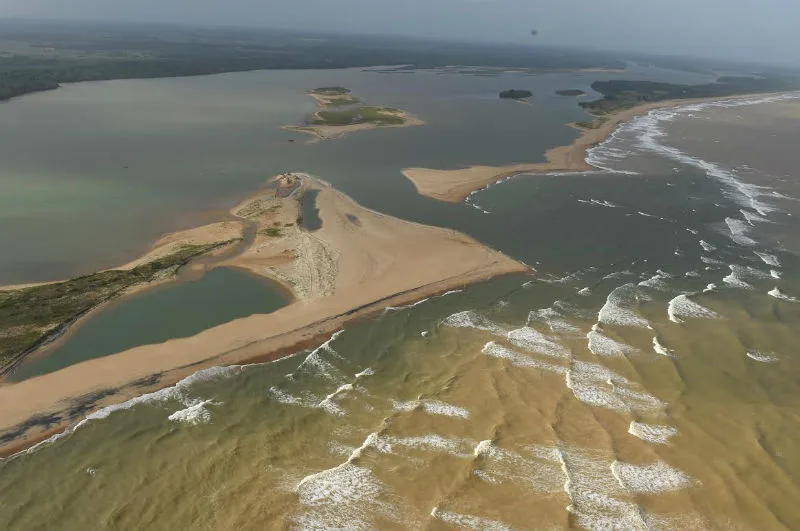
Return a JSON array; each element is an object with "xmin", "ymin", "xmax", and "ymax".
[
  {"xmin": 260, "ymin": 227, "xmax": 283, "ymax": 237},
  {"xmin": 311, "ymin": 86, "xmax": 351, "ymax": 95},
  {"xmin": 0, "ymin": 242, "xmax": 231, "ymax": 374},
  {"xmin": 556, "ymin": 89, "xmax": 586, "ymax": 96},
  {"xmin": 499, "ymin": 89, "xmax": 533, "ymax": 99},
  {"xmin": 579, "ymin": 77, "xmax": 797, "ymax": 115},
  {"xmin": 313, "ymin": 106, "xmax": 405, "ymax": 126}
]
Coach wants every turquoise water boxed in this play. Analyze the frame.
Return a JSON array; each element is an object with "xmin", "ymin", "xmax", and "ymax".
[{"xmin": 10, "ymin": 268, "xmax": 289, "ymax": 381}]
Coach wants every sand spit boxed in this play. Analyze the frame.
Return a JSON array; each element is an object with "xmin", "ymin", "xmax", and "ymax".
[
  {"xmin": 402, "ymin": 96, "xmax": 775, "ymax": 203},
  {"xmin": 0, "ymin": 174, "xmax": 526, "ymax": 456}
]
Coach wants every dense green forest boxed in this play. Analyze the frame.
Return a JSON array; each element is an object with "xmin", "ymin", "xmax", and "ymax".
[
  {"xmin": 0, "ymin": 20, "xmax": 627, "ymax": 101},
  {"xmin": 581, "ymin": 76, "xmax": 799, "ymax": 114}
]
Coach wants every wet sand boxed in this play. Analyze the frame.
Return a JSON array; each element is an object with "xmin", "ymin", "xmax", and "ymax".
[
  {"xmin": 401, "ymin": 95, "xmax": 776, "ymax": 203},
  {"xmin": 0, "ymin": 175, "xmax": 526, "ymax": 456}
]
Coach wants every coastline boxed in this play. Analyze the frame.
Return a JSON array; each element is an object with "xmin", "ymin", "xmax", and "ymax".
[
  {"xmin": 401, "ymin": 93, "xmax": 781, "ymax": 203},
  {"xmin": 0, "ymin": 174, "xmax": 527, "ymax": 457}
]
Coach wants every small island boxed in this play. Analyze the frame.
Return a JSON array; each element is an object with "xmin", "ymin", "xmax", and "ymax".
[
  {"xmin": 499, "ymin": 89, "xmax": 533, "ymax": 100},
  {"xmin": 285, "ymin": 87, "xmax": 422, "ymax": 141},
  {"xmin": 555, "ymin": 89, "xmax": 586, "ymax": 96}
]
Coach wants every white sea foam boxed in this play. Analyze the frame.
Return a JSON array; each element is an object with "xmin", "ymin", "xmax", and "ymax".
[
  {"xmin": 603, "ymin": 270, "xmax": 633, "ymax": 280},
  {"xmin": 6, "ymin": 362, "xmax": 265, "ymax": 459},
  {"xmin": 699, "ymin": 240, "xmax": 716, "ymax": 252},
  {"xmin": 586, "ymin": 328, "xmax": 636, "ymax": 357},
  {"xmin": 667, "ymin": 294, "xmax": 719, "ymax": 323},
  {"xmin": 768, "ymin": 287, "xmax": 798, "ymax": 302},
  {"xmin": 611, "ymin": 460, "xmax": 696, "ymax": 494},
  {"xmin": 741, "ymin": 208, "xmax": 770, "ymax": 225},
  {"xmin": 638, "ymin": 270, "xmax": 672, "ymax": 290},
  {"xmin": 753, "ymin": 251, "xmax": 780, "ymax": 267},
  {"xmin": 354, "ymin": 367, "xmax": 375, "ymax": 378},
  {"xmin": 318, "ymin": 384, "xmax": 354, "ymax": 416},
  {"xmin": 597, "ymin": 284, "xmax": 649, "ymax": 328},
  {"xmin": 507, "ymin": 327, "xmax": 571, "ymax": 359},
  {"xmin": 391, "ymin": 435, "xmax": 473, "ymax": 457},
  {"xmin": 430, "ymin": 508, "xmax": 514, "ymax": 531},
  {"xmin": 578, "ymin": 287, "xmax": 592, "ymax": 296},
  {"xmin": 268, "ymin": 386, "xmax": 307, "ymax": 406},
  {"xmin": 629, "ymin": 422, "xmax": 679, "ymax": 445},
  {"xmin": 528, "ymin": 306, "xmax": 582, "ymax": 334},
  {"xmin": 578, "ymin": 198, "xmax": 618, "ymax": 208},
  {"xmin": 725, "ymin": 217, "xmax": 757, "ymax": 246},
  {"xmin": 722, "ymin": 265, "xmax": 754, "ymax": 289},
  {"xmin": 167, "ymin": 399, "xmax": 213, "ymax": 425},
  {"xmin": 771, "ymin": 269, "xmax": 782, "ymax": 279},
  {"xmin": 628, "ymin": 94, "xmax": 796, "ymax": 216},
  {"xmin": 293, "ymin": 463, "xmax": 395, "ymax": 531},
  {"xmin": 557, "ymin": 446, "xmax": 649, "ymax": 531},
  {"xmin": 482, "ymin": 342, "xmax": 567, "ymax": 374},
  {"xmin": 442, "ymin": 311, "xmax": 504, "ymax": 334},
  {"xmin": 393, "ymin": 399, "xmax": 470, "ymax": 419},
  {"xmin": 703, "ymin": 283, "xmax": 717, "ymax": 293},
  {"xmin": 472, "ymin": 441, "xmax": 563, "ymax": 493},
  {"xmin": 652, "ymin": 336, "xmax": 675, "ymax": 358},
  {"xmin": 746, "ymin": 351, "xmax": 779, "ymax": 363}
]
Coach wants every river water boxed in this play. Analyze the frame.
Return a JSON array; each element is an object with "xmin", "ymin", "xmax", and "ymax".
[{"xmin": 1, "ymin": 68, "xmax": 799, "ymax": 530}]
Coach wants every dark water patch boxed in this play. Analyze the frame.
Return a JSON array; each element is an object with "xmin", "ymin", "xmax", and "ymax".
[
  {"xmin": 10, "ymin": 268, "xmax": 290, "ymax": 381},
  {"xmin": 300, "ymin": 190, "xmax": 322, "ymax": 231}
]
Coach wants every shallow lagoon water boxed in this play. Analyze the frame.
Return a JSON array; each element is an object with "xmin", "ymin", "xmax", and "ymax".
[{"xmin": 10, "ymin": 267, "xmax": 290, "ymax": 381}]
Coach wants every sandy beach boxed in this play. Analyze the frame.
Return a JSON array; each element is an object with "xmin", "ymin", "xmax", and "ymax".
[
  {"xmin": 401, "ymin": 96, "xmax": 769, "ymax": 203},
  {"xmin": 0, "ymin": 175, "xmax": 526, "ymax": 456}
]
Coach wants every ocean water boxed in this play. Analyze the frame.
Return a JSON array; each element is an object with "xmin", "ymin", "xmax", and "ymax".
[{"xmin": 1, "ymin": 75, "xmax": 800, "ymax": 529}]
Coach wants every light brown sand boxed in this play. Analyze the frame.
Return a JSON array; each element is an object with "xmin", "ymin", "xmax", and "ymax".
[
  {"xmin": 401, "ymin": 96, "xmax": 768, "ymax": 203},
  {"xmin": 0, "ymin": 175, "xmax": 526, "ymax": 455}
]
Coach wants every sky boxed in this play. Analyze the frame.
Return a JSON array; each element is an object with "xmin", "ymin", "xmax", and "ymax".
[{"xmin": 2, "ymin": 0, "xmax": 798, "ymax": 66}]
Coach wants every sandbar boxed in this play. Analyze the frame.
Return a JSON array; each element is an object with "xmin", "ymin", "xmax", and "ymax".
[
  {"xmin": 402, "ymin": 95, "xmax": 775, "ymax": 203},
  {"xmin": 0, "ymin": 174, "xmax": 526, "ymax": 456}
]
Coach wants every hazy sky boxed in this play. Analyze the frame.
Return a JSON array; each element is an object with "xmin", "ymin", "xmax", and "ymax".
[{"xmin": 2, "ymin": 0, "xmax": 798, "ymax": 66}]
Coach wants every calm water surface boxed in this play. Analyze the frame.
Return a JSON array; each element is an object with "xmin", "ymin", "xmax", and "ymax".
[{"xmin": 10, "ymin": 267, "xmax": 290, "ymax": 381}]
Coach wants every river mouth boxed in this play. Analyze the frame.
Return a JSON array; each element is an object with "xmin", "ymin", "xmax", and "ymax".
[{"xmin": 9, "ymin": 267, "xmax": 290, "ymax": 381}]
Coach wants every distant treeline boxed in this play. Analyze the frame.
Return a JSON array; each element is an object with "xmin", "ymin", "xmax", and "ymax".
[
  {"xmin": 0, "ymin": 21, "xmax": 628, "ymax": 101},
  {"xmin": 580, "ymin": 76, "xmax": 799, "ymax": 114}
]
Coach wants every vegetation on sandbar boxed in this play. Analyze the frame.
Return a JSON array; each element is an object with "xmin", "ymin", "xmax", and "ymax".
[
  {"xmin": 312, "ymin": 106, "xmax": 406, "ymax": 126},
  {"xmin": 310, "ymin": 86, "xmax": 362, "ymax": 107},
  {"xmin": 499, "ymin": 89, "xmax": 533, "ymax": 99},
  {"xmin": 556, "ymin": 89, "xmax": 586, "ymax": 96},
  {"xmin": 579, "ymin": 76, "xmax": 798, "ymax": 115},
  {"xmin": 0, "ymin": 242, "xmax": 232, "ymax": 374}
]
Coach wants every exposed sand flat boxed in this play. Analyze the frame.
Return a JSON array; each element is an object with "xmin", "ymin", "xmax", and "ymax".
[
  {"xmin": 0, "ymin": 175, "xmax": 526, "ymax": 455},
  {"xmin": 402, "ymin": 96, "xmax": 768, "ymax": 203}
]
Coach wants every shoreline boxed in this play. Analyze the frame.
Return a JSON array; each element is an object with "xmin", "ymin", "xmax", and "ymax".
[
  {"xmin": 401, "ymin": 93, "xmax": 784, "ymax": 203},
  {"xmin": 0, "ymin": 174, "xmax": 527, "ymax": 457}
]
